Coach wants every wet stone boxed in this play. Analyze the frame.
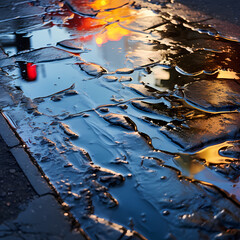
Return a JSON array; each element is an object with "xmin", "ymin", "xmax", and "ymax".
[
  {"xmin": 116, "ymin": 68, "xmax": 134, "ymax": 74},
  {"xmin": 87, "ymin": 215, "xmax": 138, "ymax": 240},
  {"xmin": 57, "ymin": 39, "xmax": 84, "ymax": 52},
  {"xmin": 119, "ymin": 76, "xmax": 133, "ymax": 82},
  {"xmin": 110, "ymin": 96, "xmax": 124, "ymax": 102},
  {"xmin": 64, "ymin": 90, "xmax": 78, "ymax": 96},
  {"xmin": 80, "ymin": 189, "xmax": 94, "ymax": 216},
  {"xmin": 79, "ymin": 62, "xmax": 107, "ymax": 77},
  {"xmin": 33, "ymin": 97, "xmax": 45, "ymax": 104},
  {"xmin": 0, "ymin": 47, "xmax": 8, "ymax": 59},
  {"xmin": 79, "ymin": 148, "xmax": 92, "ymax": 162},
  {"xmin": 119, "ymin": 104, "xmax": 128, "ymax": 110},
  {"xmin": 141, "ymin": 213, "xmax": 146, "ymax": 217},
  {"xmin": 0, "ymin": 7, "xmax": 45, "ymax": 35},
  {"xmin": 93, "ymin": 182, "xmax": 118, "ymax": 208},
  {"xmin": 103, "ymin": 76, "xmax": 118, "ymax": 82},
  {"xmin": 51, "ymin": 95, "xmax": 63, "ymax": 101},
  {"xmin": 64, "ymin": 163, "xmax": 73, "ymax": 168},
  {"xmin": 21, "ymin": 97, "xmax": 38, "ymax": 113},
  {"xmin": 127, "ymin": 84, "xmax": 164, "ymax": 98},
  {"xmin": 50, "ymin": 121, "xmax": 59, "ymax": 126},
  {"xmin": 99, "ymin": 174, "xmax": 125, "ymax": 187},
  {"xmin": 131, "ymin": 100, "xmax": 169, "ymax": 115},
  {"xmin": 111, "ymin": 158, "xmax": 129, "ymax": 165},
  {"xmin": 40, "ymin": 137, "xmax": 56, "ymax": 147},
  {"xmin": 162, "ymin": 210, "xmax": 170, "ymax": 216},
  {"xmin": 59, "ymin": 122, "xmax": 79, "ymax": 139},
  {"xmin": 103, "ymin": 113, "xmax": 138, "ymax": 131},
  {"xmin": 218, "ymin": 140, "xmax": 240, "ymax": 159},
  {"xmin": 182, "ymin": 79, "xmax": 240, "ymax": 112},
  {"xmin": 99, "ymin": 107, "xmax": 109, "ymax": 113},
  {"xmin": 175, "ymin": 51, "xmax": 219, "ymax": 75},
  {"xmin": 40, "ymin": 156, "xmax": 49, "ymax": 162},
  {"xmin": 32, "ymin": 110, "xmax": 42, "ymax": 116},
  {"xmin": 72, "ymin": 192, "xmax": 81, "ymax": 200},
  {"xmin": 14, "ymin": 47, "xmax": 74, "ymax": 64},
  {"xmin": 211, "ymin": 162, "xmax": 240, "ymax": 180},
  {"xmin": 161, "ymin": 113, "xmax": 240, "ymax": 150}
]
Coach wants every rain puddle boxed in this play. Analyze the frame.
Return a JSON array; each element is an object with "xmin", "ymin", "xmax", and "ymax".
[{"xmin": 0, "ymin": 0, "xmax": 240, "ymax": 239}]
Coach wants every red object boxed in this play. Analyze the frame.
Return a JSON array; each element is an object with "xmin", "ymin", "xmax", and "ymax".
[{"xmin": 26, "ymin": 63, "xmax": 37, "ymax": 81}]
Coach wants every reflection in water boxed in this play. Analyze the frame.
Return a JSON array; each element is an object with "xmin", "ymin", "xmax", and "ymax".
[
  {"xmin": 217, "ymin": 70, "xmax": 240, "ymax": 79},
  {"xmin": 26, "ymin": 62, "xmax": 37, "ymax": 81},
  {"xmin": 90, "ymin": 0, "xmax": 129, "ymax": 11},
  {"xmin": 195, "ymin": 141, "xmax": 240, "ymax": 164},
  {"xmin": 174, "ymin": 153, "xmax": 205, "ymax": 177},
  {"xmin": 15, "ymin": 33, "xmax": 38, "ymax": 81},
  {"xmin": 18, "ymin": 61, "xmax": 37, "ymax": 81},
  {"xmin": 59, "ymin": 0, "xmax": 136, "ymax": 46},
  {"xmin": 2, "ymin": 0, "xmax": 240, "ymax": 239},
  {"xmin": 93, "ymin": 0, "xmax": 135, "ymax": 45},
  {"xmin": 175, "ymin": 141, "xmax": 240, "ymax": 177}
]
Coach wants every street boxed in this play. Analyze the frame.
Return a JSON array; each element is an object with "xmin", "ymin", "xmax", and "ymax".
[{"xmin": 0, "ymin": 0, "xmax": 240, "ymax": 239}]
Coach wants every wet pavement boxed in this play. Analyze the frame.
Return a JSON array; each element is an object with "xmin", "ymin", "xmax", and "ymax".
[
  {"xmin": 176, "ymin": 0, "xmax": 240, "ymax": 26},
  {"xmin": 0, "ymin": 0, "xmax": 240, "ymax": 239},
  {"xmin": 0, "ymin": 113, "xmax": 86, "ymax": 239}
]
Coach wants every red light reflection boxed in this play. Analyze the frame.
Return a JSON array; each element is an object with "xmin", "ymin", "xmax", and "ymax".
[{"xmin": 26, "ymin": 63, "xmax": 37, "ymax": 81}]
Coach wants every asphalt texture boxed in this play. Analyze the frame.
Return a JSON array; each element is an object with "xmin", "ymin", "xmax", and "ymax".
[
  {"xmin": 0, "ymin": 134, "xmax": 35, "ymax": 225},
  {"xmin": 0, "ymin": 0, "xmax": 240, "ymax": 239},
  {"xmin": 176, "ymin": 0, "xmax": 240, "ymax": 26},
  {"xmin": 174, "ymin": 0, "xmax": 240, "ymax": 39}
]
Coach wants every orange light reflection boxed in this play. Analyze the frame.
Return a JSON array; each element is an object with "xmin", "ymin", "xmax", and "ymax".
[
  {"xmin": 62, "ymin": 0, "xmax": 136, "ymax": 46},
  {"xmin": 217, "ymin": 70, "xmax": 240, "ymax": 79}
]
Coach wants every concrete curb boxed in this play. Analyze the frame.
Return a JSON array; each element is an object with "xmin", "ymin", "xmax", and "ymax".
[
  {"xmin": 0, "ymin": 114, "xmax": 20, "ymax": 148},
  {"xmin": 0, "ymin": 113, "xmax": 53, "ymax": 196},
  {"xmin": 10, "ymin": 146, "xmax": 53, "ymax": 196}
]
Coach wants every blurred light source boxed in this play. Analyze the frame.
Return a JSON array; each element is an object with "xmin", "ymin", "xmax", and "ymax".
[{"xmin": 26, "ymin": 62, "xmax": 37, "ymax": 81}]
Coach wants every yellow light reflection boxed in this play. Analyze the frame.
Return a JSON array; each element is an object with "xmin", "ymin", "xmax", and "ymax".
[
  {"xmin": 90, "ymin": 0, "xmax": 136, "ymax": 46},
  {"xmin": 174, "ymin": 154, "xmax": 205, "ymax": 178},
  {"xmin": 217, "ymin": 70, "xmax": 240, "ymax": 79},
  {"xmin": 96, "ymin": 37, "xmax": 104, "ymax": 45},
  {"xmin": 95, "ymin": 22, "xmax": 131, "ymax": 46},
  {"xmin": 193, "ymin": 141, "xmax": 238, "ymax": 165},
  {"xmin": 100, "ymin": 0, "xmax": 107, "ymax": 6},
  {"xmin": 61, "ymin": 0, "xmax": 137, "ymax": 46},
  {"xmin": 91, "ymin": 0, "xmax": 129, "ymax": 11},
  {"xmin": 174, "ymin": 141, "xmax": 239, "ymax": 177}
]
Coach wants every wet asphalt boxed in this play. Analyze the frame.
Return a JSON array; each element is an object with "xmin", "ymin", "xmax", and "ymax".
[
  {"xmin": 176, "ymin": 0, "xmax": 240, "ymax": 26},
  {"xmin": 0, "ymin": 0, "xmax": 240, "ymax": 240},
  {"xmin": 0, "ymin": 115, "xmax": 87, "ymax": 239}
]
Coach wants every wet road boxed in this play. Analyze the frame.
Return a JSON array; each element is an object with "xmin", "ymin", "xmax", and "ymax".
[
  {"xmin": 176, "ymin": 0, "xmax": 240, "ymax": 26},
  {"xmin": 0, "ymin": 0, "xmax": 240, "ymax": 239}
]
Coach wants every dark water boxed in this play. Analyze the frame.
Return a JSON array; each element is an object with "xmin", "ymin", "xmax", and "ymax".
[{"xmin": 0, "ymin": 0, "xmax": 240, "ymax": 239}]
